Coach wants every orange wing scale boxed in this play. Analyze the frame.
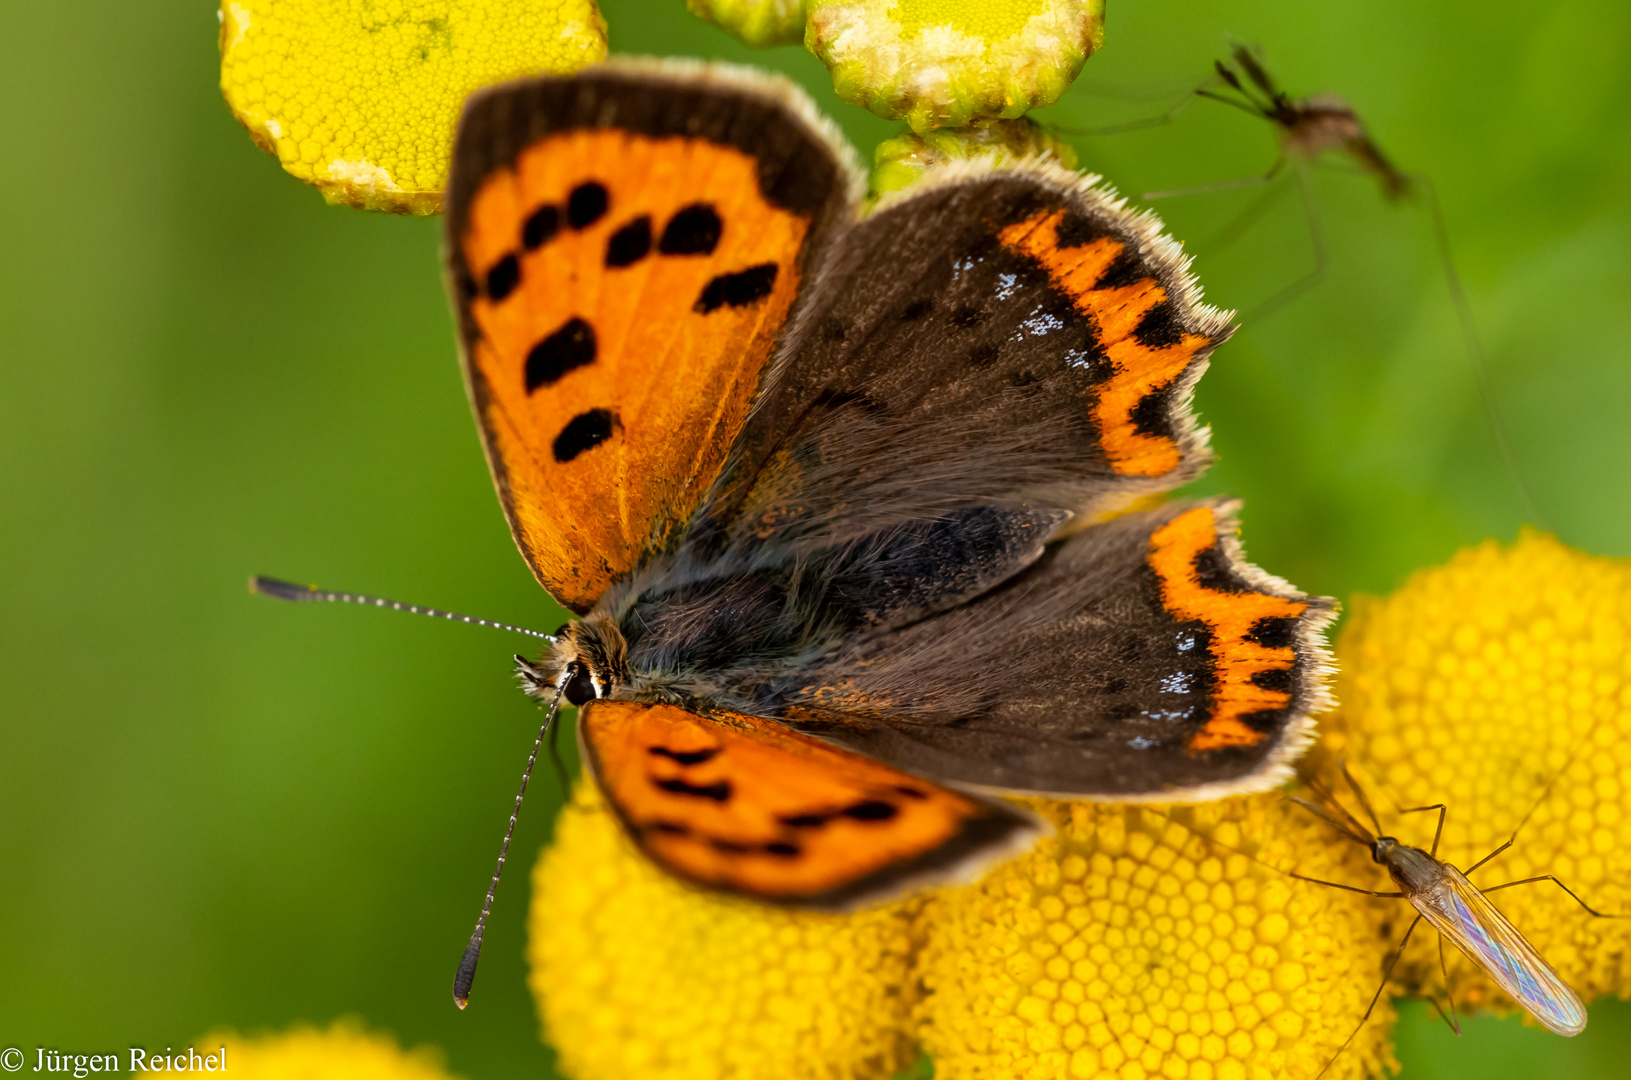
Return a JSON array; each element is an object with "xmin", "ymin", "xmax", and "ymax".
[
  {"xmin": 459, "ymin": 130, "xmax": 812, "ymax": 612},
  {"xmin": 579, "ymin": 700, "xmax": 1035, "ymax": 906}
]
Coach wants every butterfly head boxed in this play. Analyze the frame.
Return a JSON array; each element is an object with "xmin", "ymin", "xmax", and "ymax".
[{"xmin": 516, "ymin": 614, "xmax": 630, "ymax": 706}]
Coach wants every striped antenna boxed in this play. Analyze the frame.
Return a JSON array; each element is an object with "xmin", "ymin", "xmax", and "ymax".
[{"xmin": 250, "ymin": 575, "xmax": 556, "ymax": 643}]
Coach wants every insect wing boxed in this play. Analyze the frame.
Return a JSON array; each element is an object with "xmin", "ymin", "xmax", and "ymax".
[
  {"xmin": 445, "ymin": 63, "xmax": 856, "ymax": 613},
  {"xmin": 578, "ymin": 700, "xmax": 1041, "ymax": 909},
  {"xmin": 1411, "ymin": 864, "xmax": 1587, "ymax": 1036}
]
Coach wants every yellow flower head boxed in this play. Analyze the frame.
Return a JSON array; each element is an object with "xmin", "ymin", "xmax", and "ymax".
[
  {"xmin": 687, "ymin": 0, "xmax": 810, "ymax": 47},
  {"xmin": 529, "ymin": 782, "xmax": 923, "ymax": 1080},
  {"xmin": 218, "ymin": 0, "xmax": 606, "ymax": 214},
  {"xmin": 177, "ymin": 1020, "xmax": 463, "ymax": 1079},
  {"xmin": 914, "ymin": 797, "xmax": 1392, "ymax": 1080},
  {"xmin": 1320, "ymin": 529, "xmax": 1631, "ymax": 1014},
  {"xmin": 528, "ymin": 532, "xmax": 1631, "ymax": 1079},
  {"xmin": 806, "ymin": 0, "xmax": 1106, "ymax": 131},
  {"xmin": 870, "ymin": 118, "xmax": 1079, "ymax": 197}
]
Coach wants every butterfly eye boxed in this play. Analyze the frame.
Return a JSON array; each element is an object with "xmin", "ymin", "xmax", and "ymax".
[{"xmin": 562, "ymin": 661, "xmax": 600, "ymax": 706}]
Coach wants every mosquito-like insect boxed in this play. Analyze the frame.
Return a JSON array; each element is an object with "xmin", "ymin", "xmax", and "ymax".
[
  {"xmin": 1290, "ymin": 758, "xmax": 1619, "ymax": 1075},
  {"xmin": 1063, "ymin": 43, "xmax": 1545, "ymax": 525}
]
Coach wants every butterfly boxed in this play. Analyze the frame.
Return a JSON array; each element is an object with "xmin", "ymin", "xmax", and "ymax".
[{"xmin": 434, "ymin": 57, "xmax": 1337, "ymax": 915}]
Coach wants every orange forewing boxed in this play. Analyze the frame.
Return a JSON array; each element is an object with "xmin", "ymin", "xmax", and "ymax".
[
  {"xmin": 458, "ymin": 130, "xmax": 813, "ymax": 612},
  {"xmin": 579, "ymin": 700, "xmax": 1035, "ymax": 907},
  {"xmin": 1147, "ymin": 507, "xmax": 1308, "ymax": 751}
]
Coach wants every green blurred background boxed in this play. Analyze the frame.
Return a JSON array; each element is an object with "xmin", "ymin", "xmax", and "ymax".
[{"xmin": 2, "ymin": 0, "xmax": 1628, "ymax": 1076}]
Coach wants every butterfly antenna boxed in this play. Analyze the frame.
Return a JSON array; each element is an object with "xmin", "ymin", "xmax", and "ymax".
[
  {"xmin": 453, "ymin": 683, "xmax": 564, "ymax": 1009},
  {"xmin": 251, "ymin": 576, "xmax": 557, "ymax": 643},
  {"xmin": 1408, "ymin": 176, "xmax": 1548, "ymax": 528}
]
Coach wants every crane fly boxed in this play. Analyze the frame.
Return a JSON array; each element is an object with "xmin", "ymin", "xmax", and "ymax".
[{"xmin": 1289, "ymin": 759, "xmax": 1611, "ymax": 1075}]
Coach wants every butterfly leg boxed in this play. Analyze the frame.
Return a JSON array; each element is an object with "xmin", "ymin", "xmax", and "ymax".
[
  {"xmin": 1315, "ymin": 912, "xmax": 1423, "ymax": 1079},
  {"xmin": 1396, "ymin": 803, "xmax": 1449, "ymax": 857},
  {"xmin": 1478, "ymin": 874, "xmax": 1627, "ymax": 918}
]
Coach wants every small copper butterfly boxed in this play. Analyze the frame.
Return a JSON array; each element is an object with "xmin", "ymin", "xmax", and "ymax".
[{"xmin": 260, "ymin": 59, "xmax": 1337, "ymax": 1007}]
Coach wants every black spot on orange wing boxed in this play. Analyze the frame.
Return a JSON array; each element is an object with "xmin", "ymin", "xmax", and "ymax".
[
  {"xmin": 567, "ymin": 181, "xmax": 608, "ymax": 228},
  {"xmin": 654, "ymin": 777, "xmax": 732, "ymax": 801},
  {"xmin": 522, "ymin": 204, "xmax": 560, "ymax": 250},
  {"xmin": 694, "ymin": 263, "xmax": 778, "ymax": 313},
  {"xmin": 1134, "ymin": 303, "xmax": 1185, "ymax": 348},
  {"xmin": 553, "ymin": 409, "xmax": 616, "ymax": 462},
  {"xmin": 650, "ymin": 746, "xmax": 720, "ymax": 766},
  {"xmin": 659, "ymin": 203, "xmax": 723, "ymax": 255},
  {"xmin": 843, "ymin": 800, "xmax": 898, "ymax": 821},
  {"xmin": 1130, "ymin": 384, "xmax": 1176, "ymax": 440},
  {"xmin": 606, "ymin": 216, "xmax": 652, "ymax": 267},
  {"xmin": 1247, "ymin": 616, "xmax": 1297, "ymax": 649},
  {"xmin": 1191, "ymin": 543, "xmax": 1251, "ymax": 594},
  {"xmin": 526, "ymin": 317, "xmax": 597, "ymax": 391},
  {"xmin": 486, "ymin": 253, "xmax": 520, "ymax": 300}
]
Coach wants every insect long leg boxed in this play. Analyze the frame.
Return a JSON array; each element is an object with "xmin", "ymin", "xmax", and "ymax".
[
  {"xmin": 1294, "ymin": 772, "xmax": 1378, "ymax": 844},
  {"xmin": 1051, "ymin": 87, "xmax": 1205, "ymax": 136},
  {"xmin": 1315, "ymin": 913, "xmax": 1424, "ymax": 1079},
  {"xmin": 1245, "ymin": 161, "xmax": 1327, "ymax": 322},
  {"xmin": 1463, "ymin": 835, "xmax": 1515, "ymax": 877},
  {"xmin": 1479, "ymin": 874, "xmax": 1627, "ymax": 918},
  {"xmin": 1142, "ymin": 159, "xmax": 1283, "ymax": 202},
  {"xmin": 1397, "ymin": 803, "xmax": 1449, "ymax": 857},
  {"xmin": 1437, "ymin": 934, "xmax": 1462, "ymax": 1034},
  {"xmin": 1337, "ymin": 757, "xmax": 1386, "ymax": 836},
  {"xmin": 1287, "ymin": 870, "xmax": 1404, "ymax": 898},
  {"xmin": 1409, "ymin": 172, "xmax": 1547, "ymax": 527},
  {"xmin": 1203, "ymin": 178, "xmax": 1293, "ymax": 257}
]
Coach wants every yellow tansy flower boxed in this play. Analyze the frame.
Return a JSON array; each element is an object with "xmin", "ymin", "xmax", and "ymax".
[
  {"xmin": 529, "ymin": 782, "xmax": 922, "ymax": 1080},
  {"xmin": 528, "ymin": 532, "xmax": 1631, "ymax": 1078},
  {"xmin": 218, "ymin": 0, "xmax": 606, "ymax": 214},
  {"xmin": 914, "ymin": 797, "xmax": 1391, "ymax": 1080},
  {"xmin": 164, "ymin": 1019, "xmax": 463, "ymax": 1078},
  {"xmin": 1320, "ymin": 529, "xmax": 1631, "ymax": 1016},
  {"xmin": 687, "ymin": 0, "xmax": 810, "ymax": 47},
  {"xmin": 870, "ymin": 118, "xmax": 1078, "ymax": 197},
  {"xmin": 806, "ymin": 0, "xmax": 1106, "ymax": 130}
]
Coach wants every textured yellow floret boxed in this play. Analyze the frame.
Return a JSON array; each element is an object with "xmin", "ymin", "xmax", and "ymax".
[
  {"xmin": 806, "ymin": 0, "xmax": 1105, "ymax": 130},
  {"xmin": 870, "ymin": 118, "xmax": 1078, "ymax": 197},
  {"xmin": 687, "ymin": 0, "xmax": 810, "ymax": 47},
  {"xmin": 529, "ymin": 782, "xmax": 921, "ymax": 1080},
  {"xmin": 913, "ymin": 797, "xmax": 1392, "ymax": 1080},
  {"xmin": 218, "ymin": 0, "xmax": 606, "ymax": 214},
  {"xmin": 1321, "ymin": 530, "xmax": 1631, "ymax": 1015},
  {"xmin": 185, "ymin": 1020, "xmax": 463, "ymax": 1079}
]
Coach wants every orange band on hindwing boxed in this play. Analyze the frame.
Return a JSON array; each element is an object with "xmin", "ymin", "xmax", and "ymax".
[
  {"xmin": 998, "ymin": 210, "xmax": 1213, "ymax": 478},
  {"xmin": 1148, "ymin": 508, "xmax": 1308, "ymax": 751},
  {"xmin": 579, "ymin": 700, "xmax": 1029, "ymax": 904}
]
